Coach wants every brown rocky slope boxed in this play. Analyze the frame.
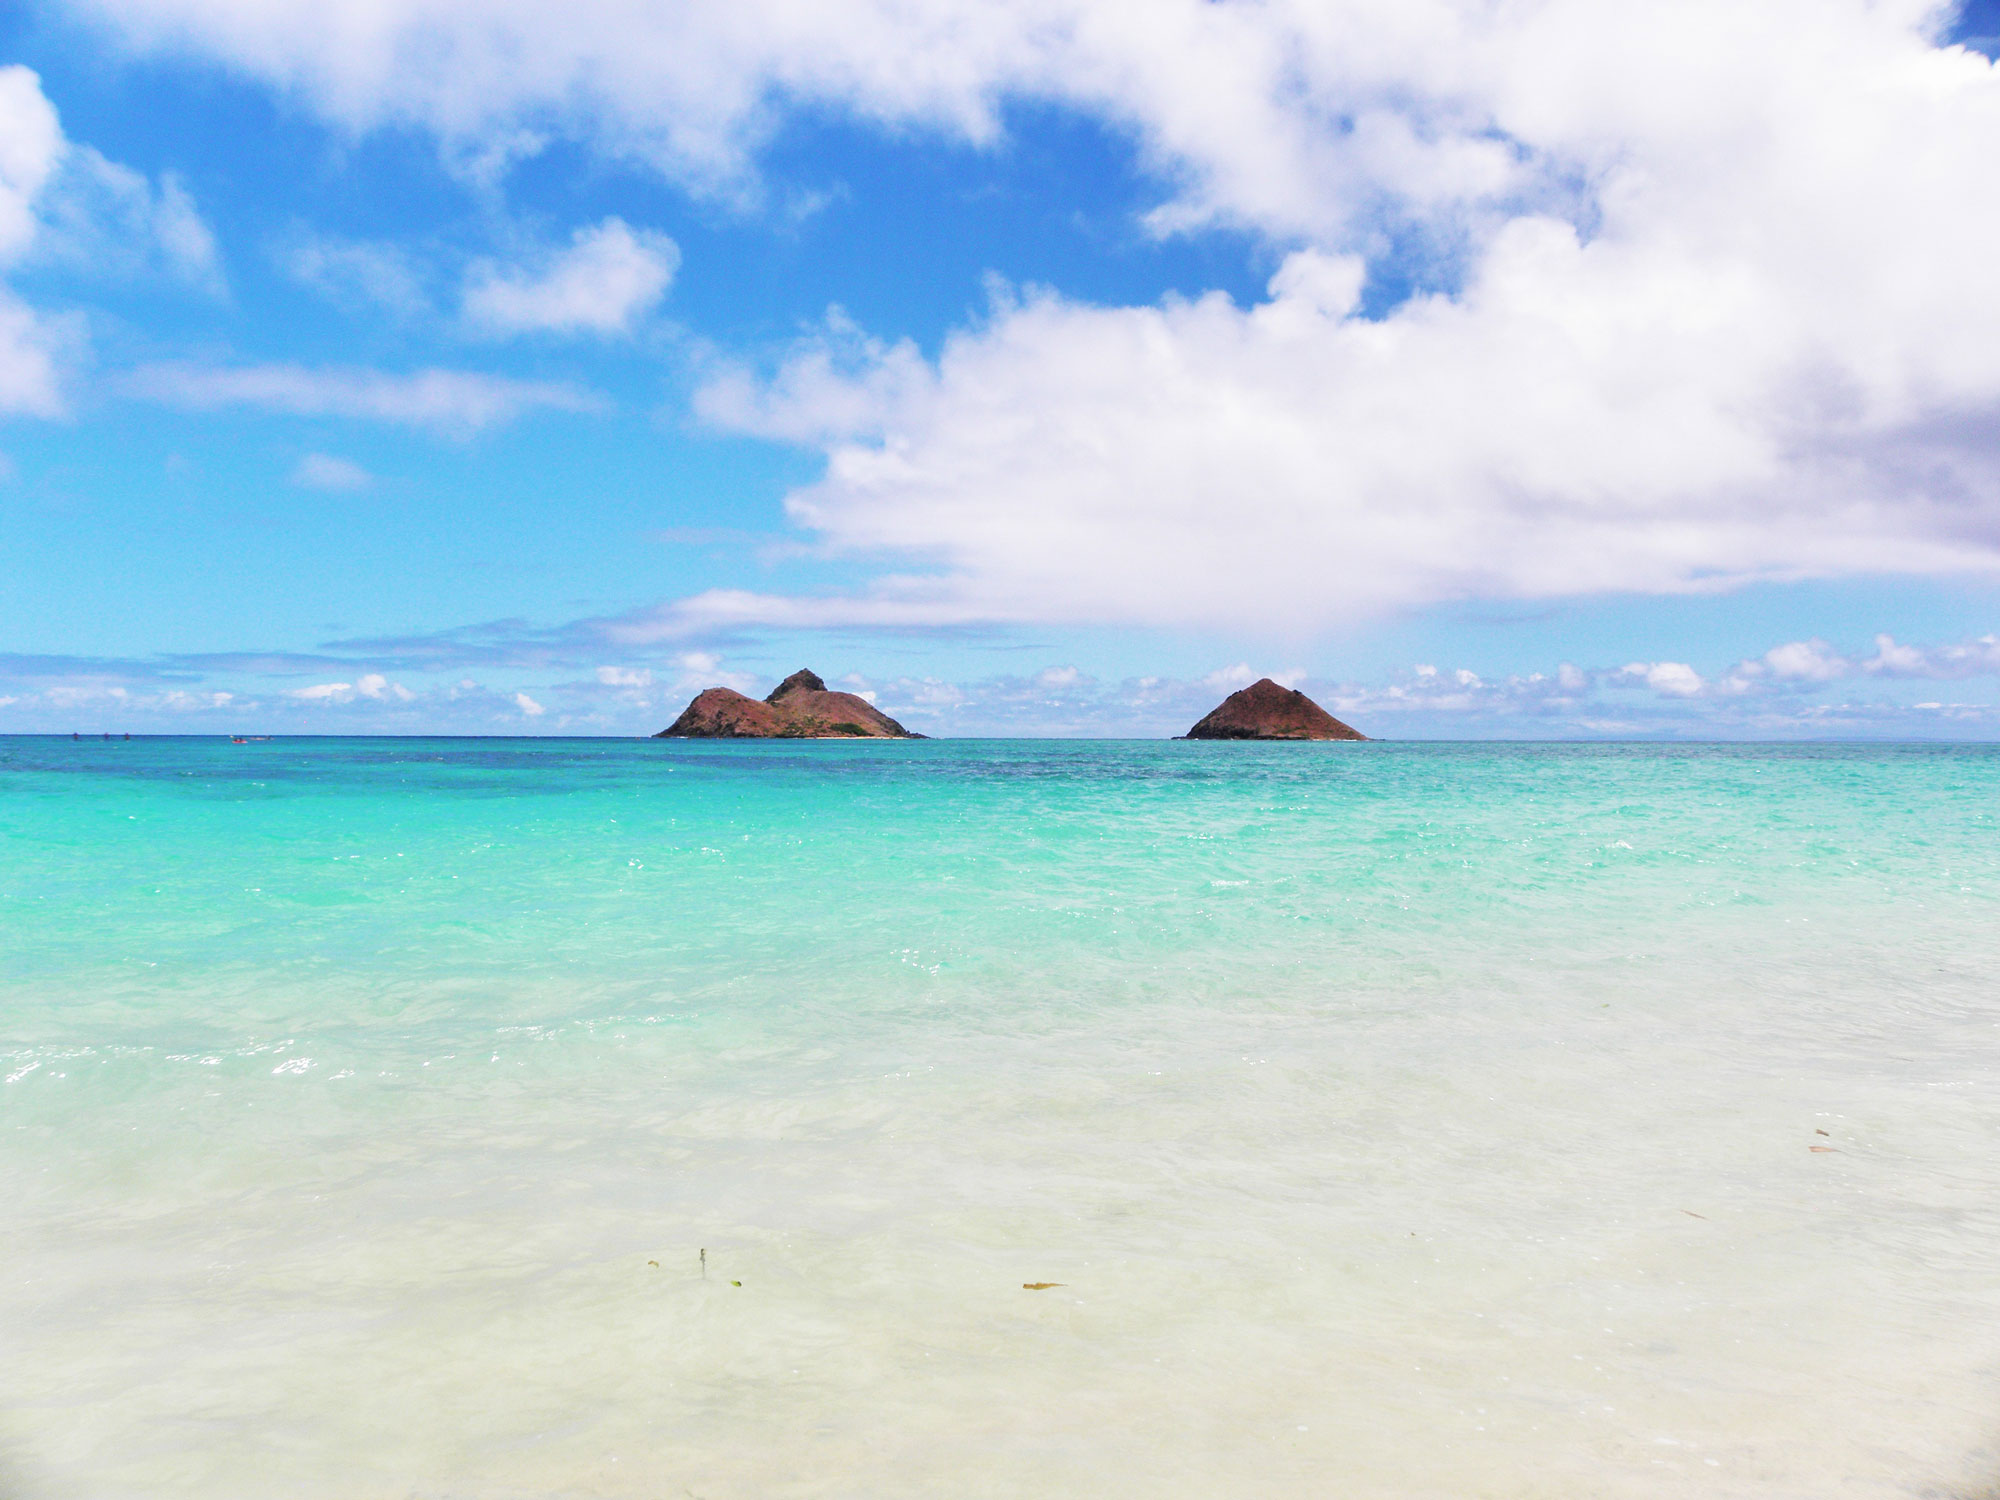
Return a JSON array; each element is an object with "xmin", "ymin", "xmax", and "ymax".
[
  {"xmin": 655, "ymin": 669, "xmax": 922, "ymax": 738},
  {"xmin": 1181, "ymin": 678, "xmax": 1367, "ymax": 740}
]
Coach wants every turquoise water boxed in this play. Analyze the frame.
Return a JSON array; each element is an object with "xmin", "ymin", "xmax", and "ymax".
[{"xmin": 4, "ymin": 737, "xmax": 1999, "ymax": 1497}]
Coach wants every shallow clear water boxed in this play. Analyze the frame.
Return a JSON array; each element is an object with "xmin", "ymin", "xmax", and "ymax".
[{"xmin": 3, "ymin": 736, "xmax": 1998, "ymax": 1498}]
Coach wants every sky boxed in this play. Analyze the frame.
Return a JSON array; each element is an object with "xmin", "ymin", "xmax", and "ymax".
[{"xmin": 2, "ymin": 0, "xmax": 2000, "ymax": 738}]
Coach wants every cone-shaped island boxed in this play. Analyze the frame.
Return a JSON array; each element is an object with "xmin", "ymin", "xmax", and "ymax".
[
  {"xmin": 655, "ymin": 669, "xmax": 922, "ymax": 738},
  {"xmin": 1181, "ymin": 678, "xmax": 1367, "ymax": 740}
]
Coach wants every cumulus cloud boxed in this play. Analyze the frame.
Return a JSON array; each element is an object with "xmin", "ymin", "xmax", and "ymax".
[
  {"xmin": 1620, "ymin": 662, "xmax": 1705, "ymax": 698},
  {"xmin": 694, "ymin": 198, "xmax": 2000, "ymax": 629},
  {"xmin": 0, "ymin": 64, "xmax": 232, "ymax": 418},
  {"xmin": 63, "ymin": 0, "xmax": 1530, "ymax": 231},
  {"xmin": 594, "ymin": 665, "xmax": 653, "ymax": 688},
  {"xmin": 1863, "ymin": 632, "xmax": 2000, "ymax": 679},
  {"xmin": 287, "ymin": 673, "xmax": 414, "ymax": 703},
  {"xmin": 0, "ymin": 66, "xmax": 62, "ymax": 261},
  {"xmin": 512, "ymin": 691, "xmax": 545, "ymax": 716},
  {"xmin": 463, "ymin": 218, "xmax": 678, "ymax": 336},
  {"xmin": 0, "ymin": 66, "xmax": 70, "ymax": 416},
  {"xmin": 290, "ymin": 452, "xmax": 373, "ymax": 490},
  {"xmin": 564, "ymin": 654, "xmax": 761, "ymax": 706},
  {"xmin": 75, "ymin": 0, "xmax": 2000, "ymax": 629},
  {"xmin": 124, "ymin": 362, "xmax": 604, "ymax": 433},
  {"xmin": 1761, "ymin": 639, "xmax": 1849, "ymax": 684},
  {"xmin": 49, "ymin": 1, "xmax": 2000, "ymax": 631}
]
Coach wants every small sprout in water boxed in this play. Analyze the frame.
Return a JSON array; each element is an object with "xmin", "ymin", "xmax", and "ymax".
[
  {"xmin": 648, "ymin": 1260, "xmax": 659, "ymax": 1268},
  {"xmin": 731, "ymin": 1280, "xmax": 742, "ymax": 1287},
  {"xmin": 1815, "ymin": 1129, "xmax": 1830, "ymax": 1136},
  {"xmin": 1023, "ymin": 1283, "xmax": 1064, "ymax": 1291},
  {"xmin": 1681, "ymin": 1210, "xmax": 1708, "ymax": 1220},
  {"xmin": 1810, "ymin": 1145, "xmax": 1840, "ymax": 1153}
]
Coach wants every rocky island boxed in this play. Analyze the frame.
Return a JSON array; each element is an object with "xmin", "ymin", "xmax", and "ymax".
[
  {"xmin": 1181, "ymin": 678, "xmax": 1367, "ymax": 740},
  {"xmin": 655, "ymin": 669, "xmax": 922, "ymax": 739}
]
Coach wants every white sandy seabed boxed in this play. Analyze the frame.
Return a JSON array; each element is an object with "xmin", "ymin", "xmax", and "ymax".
[{"xmin": 9, "ymin": 918, "xmax": 2000, "ymax": 1500}]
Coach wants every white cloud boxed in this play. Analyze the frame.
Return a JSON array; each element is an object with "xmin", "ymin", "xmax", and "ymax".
[
  {"xmin": 1762, "ymin": 639, "xmax": 1850, "ymax": 683},
  {"xmin": 287, "ymin": 673, "xmax": 412, "ymax": 702},
  {"xmin": 615, "ymin": 650, "xmax": 763, "ymax": 699},
  {"xmin": 151, "ymin": 175, "xmax": 221, "ymax": 285},
  {"xmin": 1862, "ymin": 632, "xmax": 2000, "ymax": 679},
  {"xmin": 291, "ymin": 452, "xmax": 373, "ymax": 491},
  {"xmin": 513, "ymin": 691, "xmax": 545, "ymax": 716},
  {"xmin": 1716, "ymin": 632, "xmax": 2000, "ymax": 690},
  {"xmin": 697, "ymin": 213, "xmax": 2000, "ymax": 628},
  {"xmin": 64, "ymin": 0, "xmax": 2000, "ymax": 628},
  {"xmin": 1622, "ymin": 661, "xmax": 1705, "ymax": 698},
  {"xmin": 0, "ymin": 65, "xmax": 230, "ymax": 417},
  {"xmin": 1867, "ymin": 634, "xmax": 1931, "ymax": 676},
  {"xmin": 597, "ymin": 583, "xmax": 991, "ymax": 643},
  {"xmin": 0, "ymin": 67, "xmax": 68, "ymax": 417},
  {"xmin": 281, "ymin": 232, "xmax": 429, "ymax": 315},
  {"xmin": 32, "ymin": 147, "xmax": 225, "ymax": 293},
  {"xmin": 594, "ymin": 665, "xmax": 653, "ymax": 687},
  {"xmin": 1193, "ymin": 662, "xmax": 1304, "ymax": 692},
  {"xmin": 124, "ymin": 362, "xmax": 604, "ymax": 433},
  {"xmin": 62, "ymin": 0, "xmax": 1524, "ymax": 232},
  {"xmin": 0, "ymin": 66, "xmax": 61, "ymax": 263},
  {"xmin": 0, "ymin": 296, "xmax": 62, "ymax": 417},
  {"xmin": 464, "ymin": 218, "xmax": 678, "ymax": 336}
]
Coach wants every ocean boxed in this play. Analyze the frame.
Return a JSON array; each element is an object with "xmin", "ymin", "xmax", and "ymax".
[{"xmin": 3, "ymin": 736, "xmax": 1997, "ymax": 1498}]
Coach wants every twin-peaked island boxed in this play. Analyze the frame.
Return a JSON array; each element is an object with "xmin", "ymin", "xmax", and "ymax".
[
  {"xmin": 656, "ymin": 670, "xmax": 1368, "ymax": 741},
  {"xmin": 657, "ymin": 670, "xmax": 921, "ymax": 738}
]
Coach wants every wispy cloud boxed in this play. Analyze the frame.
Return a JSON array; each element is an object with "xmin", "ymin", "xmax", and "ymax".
[
  {"xmin": 313, "ymin": 618, "xmax": 586, "ymax": 671},
  {"xmin": 31, "ymin": 146, "xmax": 225, "ymax": 295},
  {"xmin": 594, "ymin": 584, "xmax": 1008, "ymax": 644},
  {"xmin": 0, "ymin": 650, "xmax": 189, "ymax": 683},
  {"xmin": 290, "ymin": 452, "xmax": 373, "ymax": 491},
  {"xmin": 279, "ymin": 231, "xmax": 430, "ymax": 316},
  {"xmin": 123, "ymin": 362, "xmax": 605, "ymax": 434}
]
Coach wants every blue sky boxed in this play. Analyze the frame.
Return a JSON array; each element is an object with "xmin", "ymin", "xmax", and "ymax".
[{"xmin": 3, "ymin": 0, "xmax": 2000, "ymax": 736}]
